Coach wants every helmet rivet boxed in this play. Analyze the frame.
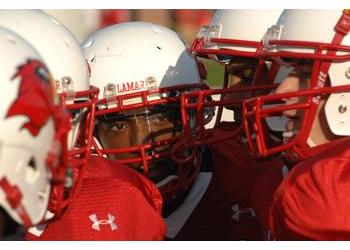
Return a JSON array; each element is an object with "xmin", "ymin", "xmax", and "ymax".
[
  {"xmin": 107, "ymin": 83, "xmax": 116, "ymax": 91},
  {"xmin": 62, "ymin": 76, "xmax": 72, "ymax": 85},
  {"xmin": 346, "ymin": 67, "xmax": 350, "ymax": 79},
  {"xmin": 338, "ymin": 104, "xmax": 347, "ymax": 114}
]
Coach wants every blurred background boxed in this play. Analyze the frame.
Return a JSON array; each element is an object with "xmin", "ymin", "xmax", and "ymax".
[{"xmin": 44, "ymin": 10, "xmax": 214, "ymax": 44}]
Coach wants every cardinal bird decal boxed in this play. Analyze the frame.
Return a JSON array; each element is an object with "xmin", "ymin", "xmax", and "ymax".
[{"xmin": 6, "ymin": 59, "xmax": 54, "ymax": 137}]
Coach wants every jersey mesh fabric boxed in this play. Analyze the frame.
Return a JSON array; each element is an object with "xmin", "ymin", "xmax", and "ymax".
[
  {"xmin": 26, "ymin": 156, "xmax": 166, "ymax": 240},
  {"xmin": 269, "ymin": 137, "xmax": 350, "ymax": 240}
]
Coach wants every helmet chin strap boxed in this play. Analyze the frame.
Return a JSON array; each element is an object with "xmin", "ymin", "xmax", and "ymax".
[
  {"xmin": 0, "ymin": 177, "xmax": 32, "ymax": 228},
  {"xmin": 160, "ymin": 148, "xmax": 202, "ymax": 204},
  {"xmin": 170, "ymin": 139, "xmax": 198, "ymax": 165}
]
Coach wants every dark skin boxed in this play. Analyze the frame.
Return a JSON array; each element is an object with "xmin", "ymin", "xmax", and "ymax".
[{"xmin": 96, "ymin": 109, "xmax": 182, "ymax": 162}]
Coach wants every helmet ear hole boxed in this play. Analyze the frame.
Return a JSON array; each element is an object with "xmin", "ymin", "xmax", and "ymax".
[
  {"xmin": 28, "ymin": 157, "xmax": 37, "ymax": 171},
  {"xmin": 156, "ymin": 45, "xmax": 162, "ymax": 50},
  {"xmin": 27, "ymin": 157, "xmax": 39, "ymax": 182}
]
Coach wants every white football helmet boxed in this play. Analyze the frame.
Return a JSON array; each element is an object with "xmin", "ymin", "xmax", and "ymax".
[
  {"xmin": 83, "ymin": 22, "xmax": 202, "ymax": 100},
  {"xmin": 0, "ymin": 10, "xmax": 99, "ymax": 206},
  {"xmin": 243, "ymin": 10, "xmax": 350, "ymax": 160},
  {"xmin": 82, "ymin": 21, "xmax": 207, "ymax": 201},
  {"xmin": 184, "ymin": 9, "xmax": 288, "ymax": 148},
  {"xmin": 0, "ymin": 27, "xmax": 70, "ymax": 227},
  {"xmin": 194, "ymin": 9, "xmax": 283, "ymax": 61}
]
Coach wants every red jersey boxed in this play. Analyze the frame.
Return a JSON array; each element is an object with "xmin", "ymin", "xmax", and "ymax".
[
  {"xmin": 250, "ymin": 137, "xmax": 348, "ymax": 239},
  {"xmin": 165, "ymin": 123, "xmax": 284, "ymax": 240},
  {"xmin": 26, "ymin": 156, "xmax": 166, "ymax": 240},
  {"xmin": 269, "ymin": 137, "xmax": 350, "ymax": 240}
]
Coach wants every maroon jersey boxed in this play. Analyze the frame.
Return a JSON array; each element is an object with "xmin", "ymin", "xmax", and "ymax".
[
  {"xmin": 26, "ymin": 156, "xmax": 166, "ymax": 240},
  {"xmin": 165, "ymin": 123, "xmax": 284, "ymax": 240},
  {"xmin": 249, "ymin": 164, "xmax": 286, "ymax": 240}
]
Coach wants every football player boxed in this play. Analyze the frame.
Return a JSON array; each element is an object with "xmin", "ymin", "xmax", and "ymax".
[
  {"xmin": 82, "ymin": 15, "xmax": 285, "ymax": 240},
  {"xmin": 180, "ymin": 10, "xmax": 290, "ymax": 240},
  {"xmin": 242, "ymin": 9, "xmax": 350, "ymax": 240},
  {"xmin": 0, "ymin": 10, "xmax": 165, "ymax": 240},
  {"xmin": 0, "ymin": 26, "xmax": 70, "ymax": 240}
]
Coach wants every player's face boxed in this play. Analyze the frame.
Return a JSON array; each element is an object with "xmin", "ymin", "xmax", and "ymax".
[
  {"xmin": 274, "ymin": 60, "xmax": 312, "ymax": 133},
  {"xmin": 96, "ymin": 108, "xmax": 182, "ymax": 165},
  {"xmin": 224, "ymin": 57, "xmax": 269, "ymax": 110}
]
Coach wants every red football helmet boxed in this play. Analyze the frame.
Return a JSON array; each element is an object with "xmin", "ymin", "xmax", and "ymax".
[{"xmin": 243, "ymin": 9, "xmax": 350, "ymax": 162}]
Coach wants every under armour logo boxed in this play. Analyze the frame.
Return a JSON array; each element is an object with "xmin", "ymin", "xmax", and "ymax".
[
  {"xmin": 231, "ymin": 203, "xmax": 256, "ymax": 221},
  {"xmin": 89, "ymin": 213, "xmax": 118, "ymax": 231}
]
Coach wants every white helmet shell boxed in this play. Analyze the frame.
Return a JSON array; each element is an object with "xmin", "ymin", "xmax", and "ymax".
[
  {"xmin": 82, "ymin": 21, "xmax": 201, "ymax": 107},
  {"xmin": 0, "ymin": 27, "xmax": 55, "ymax": 226},
  {"xmin": 0, "ymin": 10, "xmax": 90, "ymax": 95},
  {"xmin": 203, "ymin": 9, "xmax": 283, "ymax": 54},
  {"xmin": 0, "ymin": 10, "xmax": 95, "ymax": 149}
]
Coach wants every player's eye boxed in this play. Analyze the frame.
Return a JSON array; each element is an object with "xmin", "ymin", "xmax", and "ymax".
[
  {"xmin": 153, "ymin": 114, "xmax": 168, "ymax": 126},
  {"xmin": 110, "ymin": 121, "xmax": 128, "ymax": 133}
]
